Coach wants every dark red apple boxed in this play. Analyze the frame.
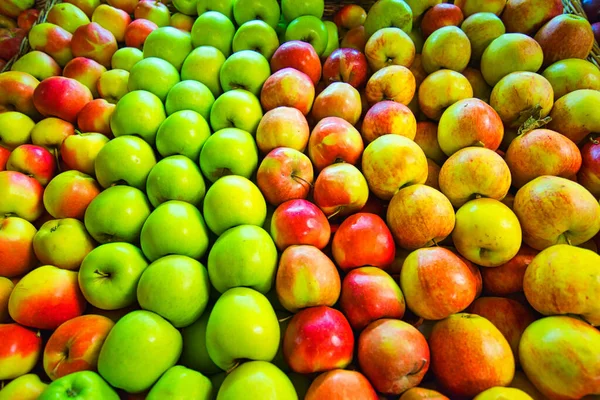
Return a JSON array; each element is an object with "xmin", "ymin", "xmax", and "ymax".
[
  {"xmin": 593, "ymin": 22, "xmax": 600, "ymax": 43},
  {"xmin": 583, "ymin": 0, "xmax": 600, "ymax": 23},
  {"xmin": 322, "ymin": 48, "xmax": 369, "ymax": 88},
  {"xmin": 0, "ymin": 28, "xmax": 25, "ymax": 61},
  {"xmin": 271, "ymin": 40, "xmax": 322, "ymax": 85},
  {"xmin": 578, "ymin": 138, "xmax": 600, "ymax": 198},
  {"xmin": 421, "ymin": 4, "xmax": 464, "ymax": 38},
  {"xmin": 270, "ymin": 199, "xmax": 331, "ymax": 251}
]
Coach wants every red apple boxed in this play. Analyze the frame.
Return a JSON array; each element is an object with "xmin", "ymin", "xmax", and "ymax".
[
  {"xmin": 578, "ymin": 138, "xmax": 600, "ymax": 198},
  {"xmin": 76, "ymin": 98, "xmax": 115, "ymax": 137},
  {"xmin": 0, "ymin": 323, "xmax": 42, "ymax": 380},
  {"xmin": 6, "ymin": 144, "xmax": 57, "ymax": 186},
  {"xmin": 339, "ymin": 267, "xmax": 405, "ymax": 330},
  {"xmin": 124, "ymin": 18, "xmax": 158, "ymax": 49},
  {"xmin": 480, "ymin": 244, "xmax": 538, "ymax": 296},
  {"xmin": 71, "ymin": 22, "xmax": 118, "ymax": 68},
  {"xmin": 17, "ymin": 9, "xmax": 40, "ymax": 32},
  {"xmin": 0, "ymin": 71, "xmax": 40, "ymax": 119},
  {"xmin": 322, "ymin": 48, "xmax": 368, "ymax": 88},
  {"xmin": 62, "ymin": 56, "xmax": 107, "ymax": 98},
  {"xmin": 0, "ymin": 216, "xmax": 38, "ymax": 278},
  {"xmin": 271, "ymin": 40, "xmax": 322, "ymax": 85},
  {"xmin": 260, "ymin": 68, "xmax": 315, "ymax": 116},
  {"xmin": 284, "ymin": 306, "xmax": 354, "ymax": 374},
  {"xmin": 134, "ymin": 0, "xmax": 171, "ymax": 27},
  {"xmin": 270, "ymin": 199, "xmax": 330, "ymax": 251},
  {"xmin": 256, "ymin": 106, "xmax": 310, "ymax": 153},
  {"xmin": 29, "ymin": 23, "xmax": 73, "ymax": 67},
  {"xmin": 0, "ymin": 170, "xmax": 44, "ymax": 222},
  {"xmin": 361, "ymin": 101, "xmax": 417, "ymax": 143},
  {"xmin": 33, "ymin": 76, "xmax": 93, "ymax": 123},
  {"xmin": 312, "ymin": 82, "xmax": 362, "ymax": 126},
  {"xmin": 358, "ymin": 319, "xmax": 430, "ymax": 395},
  {"xmin": 421, "ymin": 4, "xmax": 464, "ymax": 38},
  {"xmin": 306, "ymin": 370, "xmax": 378, "ymax": 400},
  {"xmin": 0, "ymin": 147, "xmax": 10, "ymax": 171},
  {"xmin": 334, "ymin": 5, "xmax": 367, "ymax": 32},
  {"xmin": 257, "ymin": 147, "xmax": 314, "ymax": 206},
  {"xmin": 8, "ymin": 265, "xmax": 86, "ymax": 330},
  {"xmin": 308, "ymin": 117, "xmax": 364, "ymax": 171},
  {"xmin": 106, "ymin": 0, "xmax": 138, "ymax": 15},
  {"xmin": 0, "ymin": 27, "xmax": 26, "ymax": 61},
  {"xmin": 43, "ymin": 314, "xmax": 115, "ymax": 380},
  {"xmin": 341, "ymin": 26, "xmax": 368, "ymax": 52},
  {"xmin": 43, "ymin": 170, "xmax": 101, "ymax": 219},
  {"xmin": 314, "ymin": 163, "xmax": 369, "ymax": 218},
  {"xmin": 60, "ymin": 132, "xmax": 110, "ymax": 175}
]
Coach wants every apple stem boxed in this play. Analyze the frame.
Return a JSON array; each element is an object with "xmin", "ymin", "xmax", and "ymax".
[
  {"xmin": 327, "ymin": 207, "xmax": 343, "ymax": 220},
  {"xmin": 94, "ymin": 269, "xmax": 111, "ymax": 278},
  {"xmin": 431, "ymin": 238, "xmax": 438, "ymax": 247},
  {"xmin": 53, "ymin": 148, "xmax": 61, "ymax": 173},
  {"xmin": 406, "ymin": 359, "xmax": 428, "ymax": 376},
  {"xmin": 226, "ymin": 361, "xmax": 240, "ymax": 374},
  {"xmin": 291, "ymin": 174, "xmax": 313, "ymax": 188},
  {"xmin": 278, "ymin": 315, "xmax": 293, "ymax": 323},
  {"xmin": 590, "ymin": 134, "xmax": 600, "ymax": 145}
]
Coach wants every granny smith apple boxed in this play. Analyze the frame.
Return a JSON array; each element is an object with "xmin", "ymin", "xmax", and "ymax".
[
  {"xmin": 322, "ymin": 21, "xmax": 339, "ymax": 58},
  {"xmin": 146, "ymin": 155, "xmax": 206, "ymax": 208},
  {"xmin": 217, "ymin": 361, "xmax": 297, "ymax": 400},
  {"xmin": 203, "ymin": 175, "xmax": 267, "ymax": 235},
  {"xmin": 128, "ymin": 57, "xmax": 181, "ymax": 102},
  {"xmin": 140, "ymin": 200, "xmax": 210, "ymax": 262},
  {"xmin": 98, "ymin": 310, "xmax": 182, "ymax": 393},
  {"xmin": 363, "ymin": 0, "xmax": 413, "ymax": 37},
  {"xmin": 84, "ymin": 185, "xmax": 151, "ymax": 244},
  {"xmin": 285, "ymin": 16, "xmax": 329, "ymax": 56},
  {"xmin": 110, "ymin": 90, "xmax": 166, "ymax": 147},
  {"xmin": 209, "ymin": 89, "xmax": 263, "ymax": 134},
  {"xmin": 33, "ymin": 218, "xmax": 96, "ymax": 270},
  {"xmin": 282, "ymin": 0, "xmax": 324, "ymax": 21},
  {"xmin": 111, "ymin": 47, "xmax": 143, "ymax": 71},
  {"xmin": 172, "ymin": 0, "xmax": 197, "ymax": 16},
  {"xmin": 219, "ymin": 50, "xmax": 270, "ymax": 97},
  {"xmin": 199, "ymin": 128, "xmax": 258, "ymax": 182},
  {"xmin": 137, "ymin": 255, "xmax": 210, "ymax": 328},
  {"xmin": 165, "ymin": 80, "xmax": 215, "ymax": 120},
  {"xmin": 191, "ymin": 11, "xmax": 235, "ymax": 57},
  {"xmin": 97, "ymin": 69, "xmax": 129, "ymax": 104},
  {"xmin": 94, "ymin": 135, "xmax": 157, "ymax": 190},
  {"xmin": 233, "ymin": 0, "xmax": 280, "ymax": 29},
  {"xmin": 147, "ymin": 366, "xmax": 212, "ymax": 400},
  {"xmin": 181, "ymin": 46, "xmax": 226, "ymax": 98},
  {"xmin": 232, "ymin": 20, "xmax": 280, "ymax": 60},
  {"xmin": 0, "ymin": 374, "xmax": 47, "ymax": 400},
  {"xmin": 143, "ymin": 26, "xmax": 193, "ymax": 70},
  {"xmin": 206, "ymin": 288, "xmax": 280, "ymax": 370},
  {"xmin": 78, "ymin": 242, "xmax": 149, "ymax": 310},
  {"xmin": 155, "ymin": 110, "xmax": 211, "ymax": 162},
  {"xmin": 38, "ymin": 371, "xmax": 119, "ymax": 400},
  {"xmin": 208, "ymin": 225, "xmax": 278, "ymax": 293},
  {"xmin": 181, "ymin": 309, "xmax": 223, "ymax": 375},
  {"xmin": 196, "ymin": 0, "xmax": 235, "ymax": 19}
]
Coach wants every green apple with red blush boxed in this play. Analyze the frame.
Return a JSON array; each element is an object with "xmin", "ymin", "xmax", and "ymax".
[
  {"xmin": 61, "ymin": 132, "xmax": 109, "ymax": 176},
  {"xmin": 33, "ymin": 218, "xmax": 95, "ymax": 271},
  {"xmin": 0, "ymin": 323, "xmax": 42, "ymax": 380},
  {"xmin": 111, "ymin": 47, "xmax": 143, "ymax": 71},
  {"xmin": 0, "ymin": 373, "xmax": 48, "ymax": 400},
  {"xmin": 10, "ymin": 51, "xmax": 62, "ymax": 81},
  {"xmin": 6, "ymin": 144, "xmax": 57, "ymax": 186},
  {"xmin": 96, "ymin": 69, "xmax": 130, "ymax": 104},
  {"xmin": 43, "ymin": 170, "xmax": 101, "ymax": 220}
]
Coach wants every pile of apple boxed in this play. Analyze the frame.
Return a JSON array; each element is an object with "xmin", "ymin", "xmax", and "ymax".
[
  {"xmin": 0, "ymin": 0, "xmax": 40, "ymax": 70},
  {"xmin": 1, "ymin": 0, "xmax": 600, "ymax": 398}
]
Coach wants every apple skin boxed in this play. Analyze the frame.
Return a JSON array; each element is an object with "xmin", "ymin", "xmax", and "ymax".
[
  {"xmin": 92, "ymin": 4, "xmax": 130, "ymax": 43},
  {"xmin": 165, "ymin": 80, "xmax": 214, "ymax": 121},
  {"xmin": 125, "ymin": 19, "xmax": 158, "ymax": 49},
  {"xmin": 181, "ymin": 46, "xmax": 226, "ymax": 98},
  {"xmin": 284, "ymin": 306, "xmax": 354, "ymax": 374},
  {"xmin": 190, "ymin": 11, "xmax": 234, "ymax": 57},
  {"xmin": 322, "ymin": 48, "xmax": 367, "ymax": 89},
  {"xmin": 276, "ymin": 245, "xmax": 341, "ymax": 313},
  {"xmin": 0, "ymin": 170, "xmax": 44, "ymax": 222},
  {"xmin": 399, "ymin": 388, "xmax": 449, "ymax": 400},
  {"xmin": 547, "ymin": 89, "xmax": 600, "ymax": 144},
  {"xmin": 0, "ymin": 112, "xmax": 34, "ymax": 151},
  {"xmin": 421, "ymin": 4, "xmax": 464, "ymax": 38},
  {"xmin": 542, "ymin": 58, "xmax": 600, "ymax": 99},
  {"xmin": 260, "ymin": 68, "xmax": 315, "ymax": 116},
  {"xmin": 111, "ymin": 47, "xmax": 143, "ymax": 72},
  {"xmin": 32, "ymin": 76, "xmax": 92, "ymax": 124},
  {"xmin": 9, "ymin": 265, "xmax": 86, "ymax": 330},
  {"xmin": 134, "ymin": 0, "xmax": 171, "ymax": 27},
  {"xmin": 219, "ymin": 50, "xmax": 270, "ymax": 97},
  {"xmin": 43, "ymin": 170, "xmax": 101, "ymax": 220},
  {"xmin": 422, "ymin": 26, "xmax": 471, "ymax": 74},
  {"xmin": 0, "ymin": 373, "xmax": 48, "ymax": 400},
  {"xmin": 271, "ymin": 40, "xmax": 322, "ymax": 85},
  {"xmin": 284, "ymin": 16, "xmax": 328, "ymax": 57},
  {"xmin": 578, "ymin": 139, "xmax": 600, "ymax": 198},
  {"xmin": 256, "ymin": 107, "xmax": 310, "ymax": 155},
  {"xmin": 10, "ymin": 51, "xmax": 61, "ymax": 83},
  {"xmin": 430, "ymin": 313, "xmax": 515, "ymax": 398},
  {"xmin": 199, "ymin": 127, "xmax": 259, "ymax": 182},
  {"xmin": 341, "ymin": 26, "xmax": 368, "ymax": 51},
  {"xmin": 365, "ymin": 65, "xmax": 416, "ymax": 106},
  {"xmin": 364, "ymin": 0, "xmax": 413, "ymax": 37},
  {"xmin": 461, "ymin": 12, "xmax": 506, "ymax": 63},
  {"xmin": 143, "ymin": 26, "xmax": 192, "ymax": 72},
  {"xmin": 146, "ymin": 155, "xmax": 205, "ymax": 208},
  {"xmin": 47, "ymin": 3, "xmax": 90, "ymax": 34},
  {"xmin": 513, "ymin": 176, "xmax": 600, "ymax": 250},
  {"xmin": 77, "ymin": 99, "xmax": 115, "ymax": 137},
  {"xmin": 418, "ymin": 69, "xmax": 473, "ymax": 121},
  {"xmin": 340, "ymin": 267, "xmax": 405, "ymax": 331},
  {"xmin": 0, "ymin": 323, "xmax": 41, "ymax": 380},
  {"xmin": 309, "ymin": 117, "xmax": 363, "ymax": 172},
  {"xmin": 43, "ymin": 314, "xmax": 115, "ymax": 381},
  {"xmin": 128, "ymin": 57, "xmax": 180, "ymax": 103},
  {"xmin": 473, "ymin": 387, "xmax": 533, "ymax": 400},
  {"xmin": 28, "ymin": 23, "xmax": 73, "ymax": 68},
  {"xmin": 0, "ymin": 148, "xmax": 9, "ymax": 172},
  {"xmin": 1, "ymin": 71, "xmax": 41, "ymax": 119},
  {"xmin": 6, "ymin": 144, "xmax": 57, "ymax": 186},
  {"xmin": 307, "ymin": 370, "xmax": 377, "ymax": 400},
  {"xmin": 313, "ymin": 163, "xmax": 369, "ymax": 218},
  {"xmin": 39, "ymin": 370, "xmax": 119, "ymax": 400},
  {"xmin": 334, "ymin": 4, "xmax": 367, "ymax": 31},
  {"xmin": 358, "ymin": 319, "xmax": 429, "ymax": 395},
  {"xmin": 480, "ymin": 245, "xmax": 538, "ymax": 297},
  {"xmin": 0, "ymin": 27, "xmax": 26, "ymax": 61},
  {"xmin": 210, "ymin": 89, "xmax": 263, "ymax": 134},
  {"xmin": 0, "ymin": 0, "xmax": 33, "ymax": 18},
  {"xmin": 365, "ymin": 27, "xmax": 415, "ymax": 72},
  {"xmin": 96, "ymin": 68, "xmax": 129, "ymax": 105},
  {"xmin": 60, "ymin": 133, "xmax": 110, "ymax": 176},
  {"xmin": 270, "ymin": 199, "xmax": 330, "ymax": 251},
  {"xmin": 98, "ymin": 310, "xmax": 183, "ymax": 393},
  {"xmin": 502, "ymin": 0, "xmax": 563, "ymax": 36},
  {"xmin": 71, "ymin": 22, "xmax": 117, "ymax": 68},
  {"xmin": 155, "ymin": 110, "xmax": 211, "ymax": 162},
  {"xmin": 217, "ymin": 361, "xmax": 297, "ymax": 400},
  {"xmin": 312, "ymin": 82, "xmax": 362, "ymax": 125},
  {"xmin": 519, "ymin": 316, "xmax": 600, "ymax": 399},
  {"xmin": 362, "ymin": 101, "xmax": 417, "ymax": 143},
  {"xmin": 147, "ymin": 366, "xmax": 212, "ymax": 400},
  {"xmin": 232, "ymin": 20, "xmax": 279, "ymax": 61}
]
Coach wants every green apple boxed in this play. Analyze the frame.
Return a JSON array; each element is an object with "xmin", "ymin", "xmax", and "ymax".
[
  {"xmin": 232, "ymin": 20, "xmax": 280, "ymax": 60},
  {"xmin": 78, "ymin": 242, "xmax": 149, "ymax": 310},
  {"xmin": 146, "ymin": 155, "xmax": 206, "ymax": 208},
  {"xmin": 209, "ymin": 89, "xmax": 263, "ymax": 134},
  {"xmin": 181, "ymin": 309, "xmax": 223, "ymax": 375},
  {"xmin": 39, "ymin": 371, "xmax": 119, "ymax": 400},
  {"xmin": 83, "ymin": 185, "xmax": 152, "ymax": 244},
  {"xmin": 285, "ymin": 16, "xmax": 329, "ymax": 56},
  {"xmin": 208, "ymin": 225, "xmax": 278, "ymax": 293},
  {"xmin": 172, "ymin": 0, "xmax": 197, "ymax": 16},
  {"xmin": 94, "ymin": 135, "xmax": 157, "ymax": 190},
  {"xmin": 140, "ymin": 200, "xmax": 210, "ymax": 262},
  {"xmin": 219, "ymin": 50, "xmax": 270, "ymax": 97},
  {"xmin": 147, "ymin": 366, "xmax": 212, "ymax": 400},
  {"xmin": 155, "ymin": 110, "xmax": 212, "ymax": 161},
  {"xmin": 0, "ymin": 112, "xmax": 35, "ymax": 150},
  {"xmin": 165, "ymin": 80, "xmax": 215, "ymax": 120},
  {"xmin": 98, "ymin": 310, "xmax": 182, "ymax": 393},
  {"xmin": 128, "ymin": 57, "xmax": 181, "ymax": 102},
  {"xmin": 47, "ymin": 3, "xmax": 90, "ymax": 34},
  {"xmin": 206, "ymin": 288, "xmax": 280, "ymax": 370},
  {"xmin": 143, "ymin": 26, "xmax": 193, "ymax": 70},
  {"xmin": 364, "ymin": 0, "xmax": 413, "ymax": 37},
  {"xmin": 217, "ymin": 361, "xmax": 297, "ymax": 400},
  {"xmin": 97, "ymin": 69, "xmax": 130, "ymax": 104},
  {"xmin": 282, "ymin": 0, "xmax": 324, "ymax": 21},
  {"xmin": 137, "ymin": 255, "xmax": 210, "ymax": 328},
  {"xmin": 233, "ymin": 0, "xmax": 280, "ymax": 29},
  {"xmin": 203, "ymin": 175, "xmax": 267, "ymax": 235},
  {"xmin": 33, "ymin": 218, "xmax": 96, "ymax": 271},
  {"xmin": 196, "ymin": 0, "xmax": 235, "ymax": 19},
  {"xmin": 199, "ymin": 128, "xmax": 259, "ymax": 182},
  {"xmin": 191, "ymin": 11, "xmax": 235, "ymax": 57},
  {"xmin": 322, "ymin": 21, "xmax": 339, "ymax": 58},
  {"xmin": 111, "ymin": 47, "xmax": 143, "ymax": 71},
  {"xmin": 181, "ymin": 46, "xmax": 226, "ymax": 98},
  {"xmin": 11, "ymin": 51, "xmax": 63, "ymax": 81},
  {"xmin": 110, "ymin": 90, "xmax": 166, "ymax": 147},
  {"xmin": 0, "ymin": 374, "xmax": 47, "ymax": 400}
]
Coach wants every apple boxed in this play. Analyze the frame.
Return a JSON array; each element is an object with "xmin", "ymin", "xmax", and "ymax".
[
  {"xmin": 134, "ymin": 0, "xmax": 171, "ymax": 27},
  {"xmin": 0, "ymin": 373, "xmax": 47, "ymax": 400},
  {"xmin": 579, "ymin": 138, "xmax": 600, "ymax": 198},
  {"xmin": 537, "ymin": 15, "xmax": 594, "ymax": 69},
  {"xmin": 64, "ymin": 0, "xmax": 100, "ymax": 18},
  {"xmin": 0, "ymin": 27, "xmax": 26, "ymax": 61},
  {"xmin": 0, "ymin": 0, "xmax": 33, "ymax": 18},
  {"xmin": 96, "ymin": 69, "xmax": 129, "ymax": 104},
  {"xmin": 6, "ymin": 144, "xmax": 56, "ymax": 186},
  {"xmin": 341, "ymin": 26, "xmax": 368, "ymax": 51},
  {"xmin": 334, "ymin": 4, "xmax": 367, "ymax": 31},
  {"xmin": 180, "ymin": 45, "xmax": 226, "ymax": 98},
  {"xmin": 0, "ymin": 71, "xmax": 41, "ymax": 119},
  {"xmin": 165, "ymin": 80, "xmax": 214, "ymax": 120},
  {"xmin": 232, "ymin": 0, "xmax": 280, "ymax": 28},
  {"xmin": 60, "ymin": 133, "xmax": 109, "ymax": 176},
  {"xmin": 39, "ymin": 371, "xmax": 119, "ymax": 399},
  {"xmin": 180, "ymin": 309, "xmax": 222, "ymax": 375},
  {"xmin": 270, "ymin": 40, "xmax": 322, "ymax": 85},
  {"xmin": 170, "ymin": 13, "xmax": 195, "ymax": 30},
  {"xmin": 155, "ymin": 109, "xmax": 211, "ymax": 161},
  {"xmin": 454, "ymin": 0, "xmax": 506, "ymax": 17},
  {"xmin": 143, "ymin": 26, "xmax": 192, "ymax": 72},
  {"xmin": 207, "ymin": 287, "xmax": 279, "ymax": 370},
  {"xmin": 542, "ymin": 58, "xmax": 600, "ymax": 99},
  {"xmin": 91, "ymin": 5, "xmax": 130, "ymax": 43},
  {"xmin": 473, "ymin": 387, "xmax": 533, "ymax": 400},
  {"xmin": 43, "ymin": 171, "xmax": 101, "ymax": 220},
  {"xmin": 421, "ymin": 4, "xmax": 464, "ymax": 38},
  {"xmin": 313, "ymin": 163, "xmax": 369, "ymax": 218},
  {"xmin": 461, "ymin": 12, "xmax": 506, "ymax": 62},
  {"xmin": 217, "ymin": 361, "xmax": 297, "ymax": 400},
  {"xmin": 124, "ymin": 19, "xmax": 158, "ymax": 49},
  {"xmin": 0, "ymin": 170, "xmax": 44, "ymax": 222},
  {"xmin": 276, "ymin": 244, "xmax": 340, "ymax": 312},
  {"xmin": 33, "ymin": 76, "xmax": 92, "ymax": 123},
  {"xmin": 502, "ymin": 0, "xmax": 563, "ymax": 35},
  {"xmin": 361, "ymin": 101, "xmax": 416, "ymax": 143},
  {"xmin": 146, "ymin": 155, "xmax": 205, "ymax": 208},
  {"xmin": 306, "ymin": 370, "xmax": 377, "ymax": 400},
  {"xmin": 98, "ymin": 310, "xmax": 182, "ymax": 393},
  {"xmin": 210, "ymin": 89, "xmax": 263, "ymax": 134},
  {"xmin": 322, "ymin": 47, "xmax": 368, "ymax": 88},
  {"xmin": 111, "ymin": 48, "xmax": 143, "ymax": 72},
  {"xmin": 33, "ymin": 218, "xmax": 95, "ymax": 271},
  {"xmin": 284, "ymin": 16, "xmax": 329, "ymax": 56},
  {"xmin": 364, "ymin": 0, "xmax": 413, "ymax": 37},
  {"xmin": 71, "ymin": 22, "xmax": 117, "ymax": 68},
  {"xmin": 322, "ymin": 21, "xmax": 339, "ymax": 58},
  {"xmin": 256, "ymin": 107, "xmax": 310, "ymax": 155},
  {"xmin": 312, "ymin": 81, "xmax": 361, "ymax": 125},
  {"xmin": 365, "ymin": 65, "xmax": 416, "ymax": 106},
  {"xmin": 47, "ymin": 3, "xmax": 90, "ymax": 34},
  {"xmin": 308, "ymin": 117, "xmax": 362, "ymax": 171},
  {"xmin": 260, "ymin": 68, "xmax": 315, "ymax": 116},
  {"xmin": 0, "ymin": 277, "xmax": 13, "ymax": 321},
  {"xmin": 0, "ymin": 111, "xmax": 35, "ymax": 150},
  {"xmin": 10, "ymin": 50, "xmax": 62, "ymax": 81},
  {"xmin": 480, "ymin": 244, "xmax": 538, "ymax": 296},
  {"xmin": 77, "ymin": 99, "xmax": 115, "ymax": 136},
  {"xmin": 0, "ymin": 323, "xmax": 41, "ymax": 380},
  {"xmin": 147, "ymin": 366, "xmax": 212, "ymax": 399},
  {"xmin": 219, "ymin": 50, "xmax": 270, "ymax": 98},
  {"xmin": 128, "ymin": 57, "xmax": 180, "ymax": 102},
  {"xmin": 9, "ymin": 265, "xmax": 86, "ymax": 329},
  {"xmin": 232, "ymin": 20, "xmax": 279, "ymax": 61},
  {"xmin": 199, "ymin": 127, "xmax": 258, "ymax": 182},
  {"xmin": 422, "ymin": 26, "xmax": 471, "ymax": 74},
  {"xmin": 28, "ymin": 23, "xmax": 73, "ymax": 67},
  {"xmin": 270, "ymin": 199, "xmax": 330, "ymax": 251},
  {"xmin": 190, "ymin": 11, "xmax": 235, "ymax": 57},
  {"xmin": 419, "ymin": 69, "xmax": 473, "ymax": 120},
  {"xmin": 17, "ymin": 8, "xmax": 39, "ymax": 31},
  {"xmin": 365, "ymin": 27, "xmax": 415, "ymax": 72},
  {"xmin": 284, "ymin": 306, "xmax": 354, "ymax": 374},
  {"xmin": 547, "ymin": 89, "xmax": 600, "ymax": 144},
  {"xmin": 196, "ymin": 0, "xmax": 234, "ymax": 18}
]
